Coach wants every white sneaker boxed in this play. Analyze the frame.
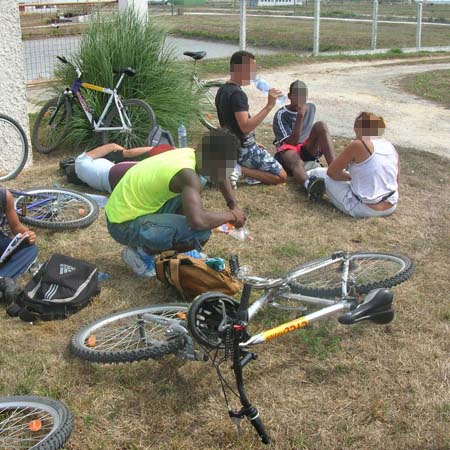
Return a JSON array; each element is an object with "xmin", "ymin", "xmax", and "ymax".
[
  {"xmin": 229, "ymin": 164, "xmax": 242, "ymax": 190},
  {"xmin": 122, "ymin": 247, "xmax": 156, "ymax": 278},
  {"xmin": 244, "ymin": 177, "xmax": 262, "ymax": 186}
]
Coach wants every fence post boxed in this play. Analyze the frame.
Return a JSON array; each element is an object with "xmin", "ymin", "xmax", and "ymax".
[
  {"xmin": 240, "ymin": 0, "xmax": 247, "ymax": 50},
  {"xmin": 313, "ymin": 0, "xmax": 320, "ymax": 56},
  {"xmin": 416, "ymin": 1, "xmax": 423, "ymax": 50},
  {"xmin": 371, "ymin": 0, "xmax": 378, "ymax": 50}
]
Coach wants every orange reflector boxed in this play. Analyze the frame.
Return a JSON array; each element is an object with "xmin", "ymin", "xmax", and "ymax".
[
  {"xmin": 29, "ymin": 420, "xmax": 42, "ymax": 432},
  {"xmin": 87, "ymin": 335, "xmax": 96, "ymax": 347},
  {"xmin": 177, "ymin": 312, "xmax": 186, "ymax": 320}
]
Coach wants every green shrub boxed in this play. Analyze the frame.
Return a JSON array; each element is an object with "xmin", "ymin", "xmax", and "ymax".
[{"xmin": 55, "ymin": 7, "xmax": 199, "ymax": 147}]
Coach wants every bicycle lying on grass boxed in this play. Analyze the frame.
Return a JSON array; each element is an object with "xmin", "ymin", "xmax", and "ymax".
[
  {"xmin": 0, "ymin": 113, "xmax": 29, "ymax": 182},
  {"xmin": 71, "ymin": 251, "xmax": 414, "ymax": 443},
  {"xmin": 9, "ymin": 187, "xmax": 99, "ymax": 230},
  {"xmin": 185, "ymin": 51, "xmax": 224, "ymax": 131},
  {"xmin": 32, "ymin": 56, "xmax": 156, "ymax": 154},
  {"xmin": 0, "ymin": 395, "xmax": 72, "ymax": 450}
]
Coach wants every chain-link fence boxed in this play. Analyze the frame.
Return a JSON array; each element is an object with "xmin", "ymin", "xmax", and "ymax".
[{"xmin": 20, "ymin": 1, "xmax": 117, "ymax": 83}]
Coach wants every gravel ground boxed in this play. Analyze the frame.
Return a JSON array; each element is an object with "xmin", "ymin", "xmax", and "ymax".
[{"xmin": 242, "ymin": 58, "xmax": 450, "ymax": 157}]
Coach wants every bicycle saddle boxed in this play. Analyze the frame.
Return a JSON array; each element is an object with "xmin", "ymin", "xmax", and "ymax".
[
  {"xmin": 113, "ymin": 67, "xmax": 136, "ymax": 77},
  {"xmin": 183, "ymin": 51, "xmax": 206, "ymax": 60},
  {"xmin": 338, "ymin": 288, "xmax": 394, "ymax": 325}
]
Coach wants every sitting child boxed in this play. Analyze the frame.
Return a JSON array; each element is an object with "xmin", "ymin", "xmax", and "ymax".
[
  {"xmin": 272, "ymin": 80, "xmax": 336, "ymax": 200},
  {"xmin": 0, "ymin": 187, "xmax": 37, "ymax": 284},
  {"xmin": 308, "ymin": 112, "xmax": 399, "ymax": 218}
]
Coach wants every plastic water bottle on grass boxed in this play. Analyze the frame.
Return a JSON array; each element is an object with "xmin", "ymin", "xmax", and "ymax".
[
  {"xmin": 254, "ymin": 78, "xmax": 287, "ymax": 106},
  {"xmin": 177, "ymin": 123, "xmax": 188, "ymax": 148}
]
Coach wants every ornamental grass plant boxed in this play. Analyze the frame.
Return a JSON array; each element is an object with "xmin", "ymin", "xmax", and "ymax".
[{"xmin": 56, "ymin": 7, "xmax": 199, "ymax": 147}]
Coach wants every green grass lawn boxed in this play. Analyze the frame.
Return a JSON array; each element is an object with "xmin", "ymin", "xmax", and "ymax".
[
  {"xmin": 157, "ymin": 15, "xmax": 450, "ymax": 52},
  {"xmin": 399, "ymin": 68, "xmax": 450, "ymax": 107},
  {"xmin": 1, "ymin": 124, "xmax": 449, "ymax": 449}
]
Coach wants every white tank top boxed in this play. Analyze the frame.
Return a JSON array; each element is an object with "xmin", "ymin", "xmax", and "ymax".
[{"xmin": 350, "ymin": 138, "xmax": 399, "ymax": 205}]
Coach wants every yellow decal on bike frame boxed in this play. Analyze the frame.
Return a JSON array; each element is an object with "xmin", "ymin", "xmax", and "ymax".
[
  {"xmin": 263, "ymin": 316, "xmax": 309, "ymax": 342},
  {"xmin": 81, "ymin": 82, "xmax": 105, "ymax": 93}
]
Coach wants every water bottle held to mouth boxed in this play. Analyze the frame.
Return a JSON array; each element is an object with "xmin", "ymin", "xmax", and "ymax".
[{"xmin": 254, "ymin": 78, "xmax": 287, "ymax": 106}]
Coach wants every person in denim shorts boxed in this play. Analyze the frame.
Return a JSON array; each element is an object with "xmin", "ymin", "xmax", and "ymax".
[{"xmin": 215, "ymin": 51, "xmax": 287, "ymax": 189}]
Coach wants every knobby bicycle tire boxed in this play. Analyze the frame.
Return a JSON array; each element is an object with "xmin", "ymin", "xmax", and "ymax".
[
  {"xmin": 15, "ymin": 188, "xmax": 99, "ymax": 230},
  {"xmin": 101, "ymin": 98, "xmax": 156, "ymax": 148},
  {"xmin": 71, "ymin": 304, "xmax": 190, "ymax": 364},
  {"xmin": 0, "ymin": 396, "xmax": 72, "ymax": 450},
  {"xmin": 198, "ymin": 81, "xmax": 223, "ymax": 131},
  {"xmin": 0, "ymin": 114, "xmax": 28, "ymax": 181},
  {"xmin": 32, "ymin": 97, "xmax": 72, "ymax": 154},
  {"xmin": 289, "ymin": 252, "xmax": 414, "ymax": 298}
]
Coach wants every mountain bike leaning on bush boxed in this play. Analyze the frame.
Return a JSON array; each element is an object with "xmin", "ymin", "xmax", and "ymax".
[
  {"xmin": 32, "ymin": 56, "xmax": 156, "ymax": 154},
  {"xmin": 185, "ymin": 51, "xmax": 224, "ymax": 131},
  {"xmin": 0, "ymin": 395, "xmax": 72, "ymax": 450},
  {"xmin": 71, "ymin": 250, "xmax": 414, "ymax": 443},
  {"xmin": 0, "ymin": 113, "xmax": 29, "ymax": 181}
]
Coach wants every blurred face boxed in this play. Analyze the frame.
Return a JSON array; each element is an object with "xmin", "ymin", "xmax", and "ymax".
[
  {"xmin": 231, "ymin": 57, "xmax": 257, "ymax": 86},
  {"xmin": 354, "ymin": 115, "xmax": 385, "ymax": 138},
  {"xmin": 198, "ymin": 136, "xmax": 236, "ymax": 183},
  {"xmin": 288, "ymin": 86, "xmax": 308, "ymax": 107}
]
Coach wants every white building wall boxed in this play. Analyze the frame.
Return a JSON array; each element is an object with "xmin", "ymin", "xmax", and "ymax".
[{"xmin": 0, "ymin": 0, "xmax": 31, "ymax": 167}]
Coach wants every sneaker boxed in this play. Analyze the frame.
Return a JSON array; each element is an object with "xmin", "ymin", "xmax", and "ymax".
[
  {"xmin": 307, "ymin": 176, "xmax": 325, "ymax": 201},
  {"xmin": 229, "ymin": 164, "xmax": 242, "ymax": 190},
  {"xmin": 244, "ymin": 177, "xmax": 262, "ymax": 186},
  {"xmin": 122, "ymin": 247, "xmax": 156, "ymax": 278}
]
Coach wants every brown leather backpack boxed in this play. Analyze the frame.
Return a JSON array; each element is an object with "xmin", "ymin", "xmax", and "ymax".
[{"xmin": 155, "ymin": 251, "xmax": 240, "ymax": 299}]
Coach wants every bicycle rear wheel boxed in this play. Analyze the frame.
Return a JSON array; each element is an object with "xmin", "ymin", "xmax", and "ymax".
[
  {"xmin": 0, "ymin": 114, "xmax": 28, "ymax": 181},
  {"xmin": 0, "ymin": 396, "xmax": 72, "ymax": 450},
  {"xmin": 289, "ymin": 252, "xmax": 414, "ymax": 298},
  {"xmin": 101, "ymin": 98, "xmax": 156, "ymax": 148},
  {"xmin": 198, "ymin": 81, "xmax": 223, "ymax": 130},
  {"xmin": 32, "ymin": 96, "xmax": 72, "ymax": 154},
  {"xmin": 71, "ymin": 304, "xmax": 189, "ymax": 364},
  {"xmin": 14, "ymin": 188, "xmax": 99, "ymax": 230}
]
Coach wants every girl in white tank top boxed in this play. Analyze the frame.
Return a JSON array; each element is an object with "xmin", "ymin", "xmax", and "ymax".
[{"xmin": 307, "ymin": 112, "xmax": 399, "ymax": 218}]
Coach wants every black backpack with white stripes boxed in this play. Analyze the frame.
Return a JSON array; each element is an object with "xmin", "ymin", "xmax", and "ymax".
[{"xmin": 7, "ymin": 254, "xmax": 100, "ymax": 321}]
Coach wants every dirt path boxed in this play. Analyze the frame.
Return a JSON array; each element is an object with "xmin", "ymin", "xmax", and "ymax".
[{"xmin": 240, "ymin": 58, "xmax": 450, "ymax": 157}]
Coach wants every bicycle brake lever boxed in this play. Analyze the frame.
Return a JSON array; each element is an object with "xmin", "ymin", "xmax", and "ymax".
[{"xmin": 229, "ymin": 410, "xmax": 244, "ymax": 434}]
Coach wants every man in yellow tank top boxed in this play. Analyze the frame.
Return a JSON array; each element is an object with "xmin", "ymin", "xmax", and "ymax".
[{"xmin": 105, "ymin": 128, "xmax": 246, "ymax": 277}]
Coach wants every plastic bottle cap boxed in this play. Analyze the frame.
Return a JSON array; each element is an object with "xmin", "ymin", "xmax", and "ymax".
[
  {"xmin": 87, "ymin": 335, "xmax": 96, "ymax": 347},
  {"xmin": 29, "ymin": 420, "xmax": 42, "ymax": 432}
]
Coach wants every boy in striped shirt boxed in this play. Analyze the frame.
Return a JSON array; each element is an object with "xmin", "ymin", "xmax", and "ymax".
[{"xmin": 272, "ymin": 80, "xmax": 336, "ymax": 200}]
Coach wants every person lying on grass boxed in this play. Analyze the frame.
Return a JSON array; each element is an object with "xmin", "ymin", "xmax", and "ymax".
[
  {"xmin": 307, "ymin": 112, "xmax": 399, "ymax": 218},
  {"xmin": 215, "ymin": 50, "xmax": 287, "ymax": 189},
  {"xmin": 105, "ymin": 128, "xmax": 246, "ymax": 278},
  {"xmin": 75, "ymin": 143, "xmax": 177, "ymax": 193},
  {"xmin": 272, "ymin": 80, "xmax": 336, "ymax": 201}
]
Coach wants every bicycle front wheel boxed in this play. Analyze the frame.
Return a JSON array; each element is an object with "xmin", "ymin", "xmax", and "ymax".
[
  {"xmin": 0, "ymin": 396, "xmax": 72, "ymax": 450},
  {"xmin": 15, "ymin": 188, "xmax": 99, "ymax": 230},
  {"xmin": 289, "ymin": 252, "xmax": 414, "ymax": 298},
  {"xmin": 71, "ymin": 304, "xmax": 190, "ymax": 364},
  {"xmin": 101, "ymin": 98, "xmax": 156, "ymax": 148},
  {"xmin": 198, "ymin": 81, "xmax": 223, "ymax": 130},
  {"xmin": 32, "ymin": 96, "xmax": 72, "ymax": 154},
  {"xmin": 0, "ymin": 114, "xmax": 28, "ymax": 181}
]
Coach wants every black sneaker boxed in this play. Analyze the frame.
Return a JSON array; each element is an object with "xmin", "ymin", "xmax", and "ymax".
[{"xmin": 307, "ymin": 176, "xmax": 325, "ymax": 201}]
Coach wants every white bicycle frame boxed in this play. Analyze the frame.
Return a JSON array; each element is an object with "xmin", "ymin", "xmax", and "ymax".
[{"xmin": 63, "ymin": 65, "xmax": 132, "ymax": 134}]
